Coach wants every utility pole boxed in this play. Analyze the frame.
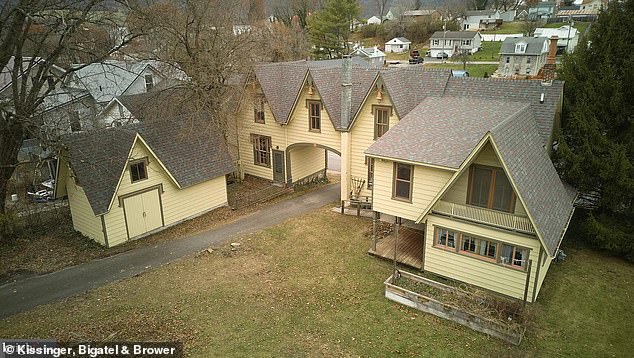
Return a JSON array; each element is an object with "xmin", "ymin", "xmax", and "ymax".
[
  {"xmin": 442, "ymin": 18, "xmax": 447, "ymax": 63},
  {"xmin": 566, "ymin": 16, "xmax": 573, "ymax": 53}
]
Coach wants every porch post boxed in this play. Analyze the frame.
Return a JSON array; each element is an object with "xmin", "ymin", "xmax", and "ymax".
[
  {"xmin": 372, "ymin": 211, "xmax": 377, "ymax": 252},
  {"xmin": 393, "ymin": 216, "xmax": 400, "ymax": 275}
]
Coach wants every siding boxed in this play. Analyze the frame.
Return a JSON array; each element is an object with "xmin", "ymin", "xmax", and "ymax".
[
  {"xmin": 104, "ymin": 140, "xmax": 228, "ymax": 247},
  {"xmin": 285, "ymin": 85, "xmax": 341, "ymax": 152},
  {"xmin": 424, "ymin": 215, "xmax": 542, "ymax": 301},
  {"xmin": 535, "ymin": 252, "xmax": 553, "ymax": 300},
  {"xmin": 350, "ymin": 86, "xmax": 399, "ymax": 198},
  {"xmin": 66, "ymin": 173, "xmax": 104, "ymax": 244},
  {"xmin": 236, "ymin": 87, "xmax": 286, "ymax": 181},
  {"xmin": 372, "ymin": 159, "xmax": 454, "ymax": 221},
  {"xmin": 290, "ymin": 145, "xmax": 325, "ymax": 182},
  {"xmin": 441, "ymin": 142, "xmax": 527, "ymax": 215}
]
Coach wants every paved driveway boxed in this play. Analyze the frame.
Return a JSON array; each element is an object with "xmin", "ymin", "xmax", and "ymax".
[{"xmin": 0, "ymin": 184, "xmax": 340, "ymax": 319}]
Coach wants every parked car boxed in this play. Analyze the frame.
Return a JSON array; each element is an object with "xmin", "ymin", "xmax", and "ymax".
[
  {"xmin": 425, "ymin": 50, "xmax": 431, "ymax": 57},
  {"xmin": 436, "ymin": 52, "xmax": 448, "ymax": 59},
  {"xmin": 409, "ymin": 50, "xmax": 424, "ymax": 64}
]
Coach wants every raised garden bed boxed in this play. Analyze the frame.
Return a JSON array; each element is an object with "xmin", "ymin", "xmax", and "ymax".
[{"xmin": 384, "ymin": 270, "xmax": 527, "ymax": 345}]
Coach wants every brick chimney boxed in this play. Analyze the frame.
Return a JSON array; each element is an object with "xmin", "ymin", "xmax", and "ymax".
[
  {"xmin": 340, "ymin": 55, "xmax": 352, "ymax": 129},
  {"xmin": 541, "ymin": 36, "xmax": 559, "ymax": 81}
]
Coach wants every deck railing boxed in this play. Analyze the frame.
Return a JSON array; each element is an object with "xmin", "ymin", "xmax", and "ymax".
[{"xmin": 432, "ymin": 201, "xmax": 536, "ymax": 235}]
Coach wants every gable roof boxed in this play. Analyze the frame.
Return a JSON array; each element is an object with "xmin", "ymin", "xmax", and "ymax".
[
  {"xmin": 534, "ymin": 26, "xmax": 579, "ymax": 39},
  {"xmin": 113, "ymin": 86, "xmax": 194, "ymax": 121},
  {"xmin": 386, "ymin": 37, "xmax": 411, "ymax": 44},
  {"xmin": 366, "ymin": 96, "xmax": 575, "ymax": 256},
  {"xmin": 430, "ymin": 31, "xmax": 481, "ymax": 39},
  {"xmin": 500, "ymin": 37, "xmax": 549, "ymax": 55},
  {"xmin": 62, "ymin": 116, "xmax": 234, "ymax": 215},
  {"xmin": 466, "ymin": 9, "xmax": 498, "ymax": 17},
  {"xmin": 380, "ymin": 68, "xmax": 451, "ymax": 119},
  {"xmin": 70, "ymin": 60, "xmax": 164, "ymax": 103},
  {"xmin": 365, "ymin": 97, "xmax": 529, "ymax": 168}
]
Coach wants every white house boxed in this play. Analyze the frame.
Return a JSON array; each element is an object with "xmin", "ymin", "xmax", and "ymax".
[
  {"xmin": 534, "ymin": 25, "xmax": 579, "ymax": 53},
  {"xmin": 351, "ymin": 46, "xmax": 385, "ymax": 68},
  {"xmin": 429, "ymin": 31, "xmax": 482, "ymax": 58},
  {"xmin": 367, "ymin": 16, "xmax": 381, "ymax": 25},
  {"xmin": 385, "ymin": 37, "xmax": 412, "ymax": 53}
]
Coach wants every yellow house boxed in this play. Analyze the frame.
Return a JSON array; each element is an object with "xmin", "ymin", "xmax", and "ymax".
[
  {"xmin": 55, "ymin": 118, "xmax": 234, "ymax": 247},
  {"xmin": 366, "ymin": 97, "xmax": 576, "ymax": 302}
]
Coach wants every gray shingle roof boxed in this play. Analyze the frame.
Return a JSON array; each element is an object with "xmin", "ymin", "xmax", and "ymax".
[
  {"xmin": 254, "ymin": 61, "xmax": 308, "ymax": 124},
  {"xmin": 115, "ymin": 87, "xmax": 193, "ymax": 120},
  {"xmin": 490, "ymin": 106, "xmax": 576, "ymax": 255},
  {"xmin": 430, "ymin": 31, "xmax": 481, "ymax": 39},
  {"xmin": 365, "ymin": 97, "xmax": 530, "ymax": 168},
  {"xmin": 442, "ymin": 77, "xmax": 563, "ymax": 146},
  {"xmin": 380, "ymin": 68, "xmax": 451, "ymax": 119},
  {"xmin": 63, "ymin": 116, "xmax": 234, "ymax": 215},
  {"xmin": 500, "ymin": 37, "xmax": 549, "ymax": 55}
]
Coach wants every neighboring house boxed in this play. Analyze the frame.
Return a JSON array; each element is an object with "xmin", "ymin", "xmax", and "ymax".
[
  {"xmin": 66, "ymin": 60, "xmax": 170, "ymax": 107},
  {"xmin": 384, "ymin": 9, "xmax": 396, "ymax": 21},
  {"xmin": 498, "ymin": 37, "xmax": 549, "ymax": 77},
  {"xmin": 534, "ymin": 25, "xmax": 579, "ymax": 53},
  {"xmin": 37, "ymin": 87, "xmax": 99, "ymax": 136},
  {"xmin": 55, "ymin": 118, "xmax": 235, "ymax": 247},
  {"xmin": 385, "ymin": 37, "xmax": 412, "ymax": 53},
  {"xmin": 462, "ymin": 10, "xmax": 502, "ymax": 31},
  {"xmin": 528, "ymin": 2, "xmax": 558, "ymax": 20},
  {"xmin": 234, "ymin": 57, "xmax": 572, "ymax": 302},
  {"xmin": 367, "ymin": 15, "xmax": 382, "ymax": 25},
  {"xmin": 429, "ymin": 31, "xmax": 482, "ymax": 58},
  {"xmin": 402, "ymin": 9, "xmax": 443, "ymax": 22},
  {"xmin": 99, "ymin": 86, "xmax": 192, "ymax": 127},
  {"xmin": 233, "ymin": 25, "xmax": 251, "ymax": 36},
  {"xmin": 351, "ymin": 46, "xmax": 386, "ymax": 68},
  {"xmin": 580, "ymin": 0, "xmax": 607, "ymax": 10}
]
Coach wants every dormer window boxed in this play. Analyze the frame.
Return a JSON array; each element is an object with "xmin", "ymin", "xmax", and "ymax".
[
  {"xmin": 515, "ymin": 43, "xmax": 527, "ymax": 53},
  {"xmin": 145, "ymin": 74, "xmax": 154, "ymax": 91}
]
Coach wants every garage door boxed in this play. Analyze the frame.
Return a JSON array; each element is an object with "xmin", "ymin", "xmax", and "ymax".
[{"xmin": 124, "ymin": 189, "xmax": 163, "ymax": 239}]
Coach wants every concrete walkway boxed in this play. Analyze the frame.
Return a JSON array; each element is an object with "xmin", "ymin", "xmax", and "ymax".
[{"xmin": 0, "ymin": 184, "xmax": 340, "ymax": 319}]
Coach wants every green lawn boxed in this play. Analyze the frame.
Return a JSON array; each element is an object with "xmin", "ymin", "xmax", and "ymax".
[
  {"xmin": 426, "ymin": 63, "xmax": 498, "ymax": 77},
  {"xmin": 483, "ymin": 21, "xmax": 526, "ymax": 34},
  {"xmin": 470, "ymin": 42, "xmax": 502, "ymax": 61},
  {"xmin": 1, "ymin": 207, "xmax": 632, "ymax": 356}
]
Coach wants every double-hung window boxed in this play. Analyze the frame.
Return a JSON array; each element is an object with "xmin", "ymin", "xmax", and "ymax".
[
  {"xmin": 254, "ymin": 96, "xmax": 265, "ymax": 123},
  {"xmin": 393, "ymin": 162, "xmax": 413, "ymax": 201},
  {"xmin": 130, "ymin": 159, "xmax": 148, "ymax": 183},
  {"xmin": 374, "ymin": 106, "xmax": 390, "ymax": 139},
  {"xmin": 251, "ymin": 134, "xmax": 271, "ymax": 167},
  {"xmin": 308, "ymin": 100, "xmax": 321, "ymax": 132}
]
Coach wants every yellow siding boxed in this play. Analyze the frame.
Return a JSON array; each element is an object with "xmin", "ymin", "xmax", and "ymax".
[
  {"xmin": 285, "ymin": 85, "xmax": 340, "ymax": 152},
  {"xmin": 65, "ymin": 173, "xmax": 104, "ymax": 244},
  {"xmin": 535, "ymin": 252, "xmax": 553, "ymax": 300},
  {"xmin": 290, "ymin": 145, "xmax": 325, "ymax": 182},
  {"xmin": 441, "ymin": 142, "xmax": 527, "ymax": 215},
  {"xmin": 372, "ymin": 159, "xmax": 454, "ymax": 221},
  {"xmin": 104, "ymin": 139, "xmax": 228, "ymax": 247},
  {"xmin": 236, "ymin": 87, "xmax": 286, "ymax": 181},
  {"xmin": 424, "ymin": 215, "xmax": 542, "ymax": 301},
  {"xmin": 350, "ymin": 87, "xmax": 399, "ymax": 198}
]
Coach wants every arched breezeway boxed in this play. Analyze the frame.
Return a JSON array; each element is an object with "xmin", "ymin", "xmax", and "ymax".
[{"xmin": 284, "ymin": 142, "xmax": 341, "ymax": 187}]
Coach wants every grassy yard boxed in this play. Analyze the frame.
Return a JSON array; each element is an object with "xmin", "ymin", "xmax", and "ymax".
[
  {"xmin": 1, "ymin": 206, "xmax": 632, "ymax": 356},
  {"xmin": 483, "ymin": 21, "xmax": 526, "ymax": 34},
  {"xmin": 470, "ymin": 41, "xmax": 502, "ymax": 61},
  {"xmin": 425, "ymin": 63, "xmax": 498, "ymax": 78}
]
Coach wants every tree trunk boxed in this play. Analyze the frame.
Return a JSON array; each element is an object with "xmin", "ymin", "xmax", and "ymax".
[{"xmin": 0, "ymin": 114, "xmax": 25, "ymax": 241}]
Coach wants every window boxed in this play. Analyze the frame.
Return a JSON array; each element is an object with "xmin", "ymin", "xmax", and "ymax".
[
  {"xmin": 70, "ymin": 111, "xmax": 81, "ymax": 132},
  {"xmin": 130, "ymin": 160, "xmax": 148, "ymax": 183},
  {"xmin": 144, "ymin": 74, "xmax": 154, "ymax": 91},
  {"xmin": 374, "ymin": 106, "xmax": 390, "ymax": 139},
  {"xmin": 251, "ymin": 134, "xmax": 271, "ymax": 167},
  {"xmin": 506, "ymin": 57, "xmax": 510, "ymax": 64},
  {"xmin": 254, "ymin": 96, "xmax": 265, "ymax": 123},
  {"xmin": 500, "ymin": 244, "xmax": 528, "ymax": 269},
  {"xmin": 436, "ymin": 227, "xmax": 457, "ymax": 250},
  {"xmin": 526, "ymin": 57, "xmax": 531, "ymax": 64},
  {"xmin": 432, "ymin": 39, "xmax": 439, "ymax": 46},
  {"xmin": 461, "ymin": 40, "xmax": 471, "ymax": 46},
  {"xmin": 366, "ymin": 157, "xmax": 374, "ymax": 189},
  {"xmin": 515, "ymin": 43, "xmax": 526, "ymax": 53},
  {"xmin": 308, "ymin": 101, "xmax": 321, "ymax": 132},
  {"xmin": 468, "ymin": 165, "xmax": 516, "ymax": 212},
  {"xmin": 434, "ymin": 226, "xmax": 529, "ymax": 270},
  {"xmin": 392, "ymin": 162, "xmax": 413, "ymax": 201}
]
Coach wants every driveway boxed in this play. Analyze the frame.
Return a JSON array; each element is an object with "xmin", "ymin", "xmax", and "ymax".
[{"xmin": 0, "ymin": 184, "xmax": 340, "ymax": 319}]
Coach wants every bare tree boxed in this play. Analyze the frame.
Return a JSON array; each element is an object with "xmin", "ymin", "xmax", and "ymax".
[{"xmin": 0, "ymin": 0, "xmax": 141, "ymax": 238}]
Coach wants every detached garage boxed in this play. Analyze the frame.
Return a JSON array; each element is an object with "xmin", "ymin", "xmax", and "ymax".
[{"xmin": 55, "ymin": 118, "xmax": 235, "ymax": 247}]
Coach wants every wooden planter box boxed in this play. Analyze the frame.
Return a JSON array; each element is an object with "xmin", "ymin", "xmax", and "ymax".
[{"xmin": 384, "ymin": 270, "xmax": 525, "ymax": 345}]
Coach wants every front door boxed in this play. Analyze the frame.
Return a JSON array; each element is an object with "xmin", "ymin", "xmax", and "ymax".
[{"xmin": 272, "ymin": 150, "xmax": 285, "ymax": 183}]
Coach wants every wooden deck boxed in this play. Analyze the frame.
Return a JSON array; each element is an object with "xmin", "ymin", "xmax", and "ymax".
[{"xmin": 369, "ymin": 227, "xmax": 424, "ymax": 269}]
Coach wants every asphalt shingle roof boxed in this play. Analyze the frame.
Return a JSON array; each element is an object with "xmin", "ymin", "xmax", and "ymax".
[
  {"xmin": 254, "ymin": 61, "xmax": 308, "ymax": 124},
  {"xmin": 380, "ymin": 68, "xmax": 451, "ymax": 119},
  {"xmin": 365, "ymin": 97, "xmax": 529, "ymax": 168},
  {"xmin": 63, "ymin": 116, "xmax": 235, "ymax": 215},
  {"xmin": 500, "ymin": 37, "xmax": 549, "ymax": 55},
  {"xmin": 490, "ymin": 107, "xmax": 576, "ymax": 255},
  {"xmin": 430, "ymin": 31, "xmax": 481, "ymax": 39}
]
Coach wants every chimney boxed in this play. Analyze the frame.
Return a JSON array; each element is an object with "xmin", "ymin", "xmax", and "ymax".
[
  {"xmin": 546, "ymin": 35, "xmax": 559, "ymax": 65},
  {"xmin": 340, "ymin": 55, "xmax": 352, "ymax": 129}
]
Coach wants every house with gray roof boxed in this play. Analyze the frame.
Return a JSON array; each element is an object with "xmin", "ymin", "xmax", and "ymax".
[
  {"xmin": 385, "ymin": 37, "xmax": 412, "ymax": 53},
  {"xmin": 429, "ymin": 31, "xmax": 482, "ymax": 58},
  {"xmin": 54, "ymin": 116, "xmax": 235, "ymax": 247},
  {"xmin": 497, "ymin": 37, "xmax": 550, "ymax": 77},
  {"xmin": 235, "ymin": 57, "xmax": 574, "ymax": 303}
]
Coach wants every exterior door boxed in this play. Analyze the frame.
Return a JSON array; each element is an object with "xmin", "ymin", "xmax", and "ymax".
[
  {"xmin": 272, "ymin": 150, "xmax": 285, "ymax": 183},
  {"xmin": 124, "ymin": 189, "xmax": 163, "ymax": 239}
]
